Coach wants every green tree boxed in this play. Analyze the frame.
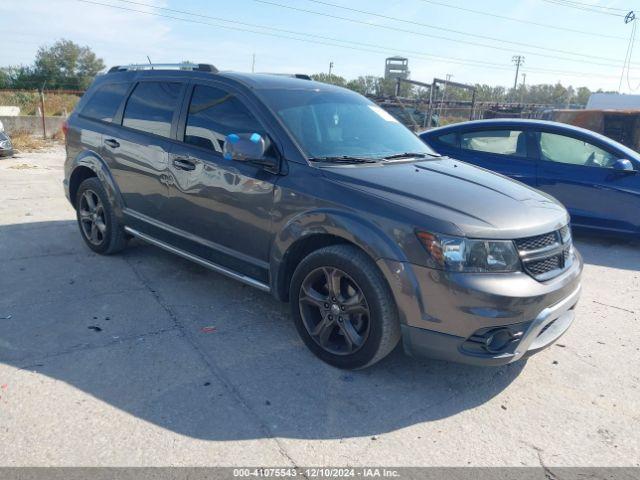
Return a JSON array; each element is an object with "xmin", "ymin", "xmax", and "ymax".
[
  {"xmin": 32, "ymin": 39, "xmax": 105, "ymax": 89},
  {"xmin": 311, "ymin": 73, "xmax": 347, "ymax": 87},
  {"xmin": 0, "ymin": 69, "xmax": 11, "ymax": 89},
  {"xmin": 575, "ymin": 86, "xmax": 591, "ymax": 106}
]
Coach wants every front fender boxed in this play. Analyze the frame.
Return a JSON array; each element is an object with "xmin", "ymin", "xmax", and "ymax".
[
  {"xmin": 67, "ymin": 150, "xmax": 125, "ymax": 221},
  {"xmin": 270, "ymin": 209, "xmax": 424, "ymax": 325}
]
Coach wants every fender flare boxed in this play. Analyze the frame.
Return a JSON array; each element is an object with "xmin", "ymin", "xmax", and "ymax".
[
  {"xmin": 270, "ymin": 208, "xmax": 413, "ymax": 302},
  {"xmin": 69, "ymin": 151, "xmax": 125, "ymax": 220}
]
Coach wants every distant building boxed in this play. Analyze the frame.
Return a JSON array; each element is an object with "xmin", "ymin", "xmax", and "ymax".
[
  {"xmin": 384, "ymin": 57, "xmax": 409, "ymax": 81},
  {"xmin": 586, "ymin": 93, "xmax": 640, "ymax": 110}
]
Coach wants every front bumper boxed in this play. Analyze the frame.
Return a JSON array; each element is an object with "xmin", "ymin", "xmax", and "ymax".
[
  {"xmin": 0, "ymin": 148, "xmax": 14, "ymax": 158},
  {"xmin": 401, "ymin": 284, "xmax": 580, "ymax": 366},
  {"xmin": 377, "ymin": 250, "xmax": 583, "ymax": 366}
]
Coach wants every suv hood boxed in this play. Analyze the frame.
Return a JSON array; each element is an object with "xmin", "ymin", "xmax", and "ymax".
[{"xmin": 321, "ymin": 157, "xmax": 569, "ymax": 239}]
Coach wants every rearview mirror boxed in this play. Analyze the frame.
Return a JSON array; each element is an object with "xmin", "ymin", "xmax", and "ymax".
[
  {"xmin": 224, "ymin": 133, "xmax": 267, "ymax": 162},
  {"xmin": 612, "ymin": 159, "xmax": 635, "ymax": 172}
]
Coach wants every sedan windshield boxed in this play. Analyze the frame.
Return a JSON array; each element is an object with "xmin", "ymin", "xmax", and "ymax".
[{"xmin": 259, "ymin": 87, "xmax": 436, "ymax": 160}]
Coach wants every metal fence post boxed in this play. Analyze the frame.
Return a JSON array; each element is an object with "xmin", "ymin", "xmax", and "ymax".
[{"xmin": 39, "ymin": 89, "xmax": 46, "ymax": 139}]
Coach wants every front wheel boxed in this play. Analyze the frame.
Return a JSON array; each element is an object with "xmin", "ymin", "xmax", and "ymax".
[{"xmin": 290, "ymin": 244, "xmax": 400, "ymax": 369}]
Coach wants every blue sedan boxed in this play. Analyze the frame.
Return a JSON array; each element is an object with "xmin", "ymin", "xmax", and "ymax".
[{"xmin": 420, "ymin": 119, "xmax": 640, "ymax": 237}]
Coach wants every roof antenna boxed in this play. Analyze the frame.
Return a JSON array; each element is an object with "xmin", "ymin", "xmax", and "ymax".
[{"xmin": 147, "ymin": 56, "xmax": 153, "ymax": 69}]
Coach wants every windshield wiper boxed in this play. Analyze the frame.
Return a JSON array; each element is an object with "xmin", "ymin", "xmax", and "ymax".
[
  {"xmin": 309, "ymin": 156, "xmax": 377, "ymax": 164},
  {"xmin": 383, "ymin": 152, "xmax": 434, "ymax": 160}
]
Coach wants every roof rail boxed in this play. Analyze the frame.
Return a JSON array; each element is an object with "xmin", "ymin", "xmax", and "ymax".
[
  {"xmin": 108, "ymin": 63, "xmax": 218, "ymax": 73},
  {"xmin": 261, "ymin": 73, "xmax": 312, "ymax": 80}
]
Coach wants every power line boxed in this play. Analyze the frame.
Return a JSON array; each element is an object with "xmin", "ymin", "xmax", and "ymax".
[
  {"xmin": 75, "ymin": 0, "xmax": 517, "ymax": 72},
  {"xmin": 541, "ymin": 0, "xmax": 624, "ymax": 16},
  {"xmin": 74, "ymin": 0, "xmax": 622, "ymax": 82},
  {"xmin": 274, "ymin": 0, "xmax": 626, "ymax": 64},
  {"xmin": 544, "ymin": 0, "xmax": 627, "ymax": 12},
  {"xmin": 417, "ymin": 0, "xmax": 626, "ymax": 40}
]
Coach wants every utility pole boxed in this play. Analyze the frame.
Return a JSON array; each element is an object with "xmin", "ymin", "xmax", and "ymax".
[
  {"xmin": 619, "ymin": 11, "xmax": 636, "ymax": 92},
  {"xmin": 251, "ymin": 53, "xmax": 256, "ymax": 73},
  {"xmin": 328, "ymin": 61, "xmax": 334, "ymax": 76},
  {"xmin": 520, "ymin": 73, "xmax": 527, "ymax": 104},
  {"xmin": 512, "ymin": 55, "xmax": 524, "ymax": 91}
]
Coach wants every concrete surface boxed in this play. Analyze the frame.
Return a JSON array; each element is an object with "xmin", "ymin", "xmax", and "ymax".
[{"xmin": 0, "ymin": 145, "xmax": 638, "ymax": 467}]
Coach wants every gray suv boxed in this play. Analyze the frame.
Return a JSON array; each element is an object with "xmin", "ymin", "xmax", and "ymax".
[{"xmin": 63, "ymin": 63, "xmax": 582, "ymax": 369}]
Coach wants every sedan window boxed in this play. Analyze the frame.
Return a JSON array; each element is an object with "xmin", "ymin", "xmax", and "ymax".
[
  {"xmin": 460, "ymin": 130, "xmax": 527, "ymax": 157},
  {"xmin": 539, "ymin": 132, "xmax": 617, "ymax": 168}
]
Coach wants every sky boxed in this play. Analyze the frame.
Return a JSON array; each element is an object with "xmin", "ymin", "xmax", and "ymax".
[{"xmin": 1, "ymin": 0, "xmax": 639, "ymax": 92}]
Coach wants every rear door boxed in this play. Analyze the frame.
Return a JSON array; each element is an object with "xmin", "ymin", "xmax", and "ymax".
[
  {"xmin": 425, "ymin": 128, "xmax": 537, "ymax": 187},
  {"xmin": 534, "ymin": 130, "xmax": 640, "ymax": 234},
  {"xmin": 102, "ymin": 79, "xmax": 186, "ymax": 232},
  {"xmin": 163, "ymin": 82, "xmax": 280, "ymax": 283}
]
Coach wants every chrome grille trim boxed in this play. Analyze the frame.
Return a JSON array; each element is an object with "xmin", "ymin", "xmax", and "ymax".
[{"xmin": 516, "ymin": 226, "xmax": 573, "ymax": 281}]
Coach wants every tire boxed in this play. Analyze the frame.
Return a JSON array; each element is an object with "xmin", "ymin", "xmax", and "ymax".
[
  {"xmin": 289, "ymin": 244, "xmax": 400, "ymax": 369},
  {"xmin": 75, "ymin": 177, "xmax": 128, "ymax": 255}
]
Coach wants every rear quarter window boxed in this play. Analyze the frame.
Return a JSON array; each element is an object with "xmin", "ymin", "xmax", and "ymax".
[
  {"xmin": 81, "ymin": 83, "xmax": 130, "ymax": 122},
  {"xmin": 434, "ymin": 132, "xmax": 458, "ymax": 147}
]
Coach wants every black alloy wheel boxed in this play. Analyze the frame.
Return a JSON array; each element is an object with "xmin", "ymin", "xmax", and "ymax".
[{"xmin": 298, "ymin": 266, "xmax": 371, "ymax": 355}]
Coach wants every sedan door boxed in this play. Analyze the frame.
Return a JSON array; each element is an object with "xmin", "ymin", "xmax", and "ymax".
[
  {"xmin": 425, "ymin": 128, "xmax": 537, "ymax": 187},
  {"xmin": 534, "ymin": 130, "xmax": 640, "ymax": 234},
  {"xmin": 163, "ymin": 82, "xmax": 280, "ymax": 284}
]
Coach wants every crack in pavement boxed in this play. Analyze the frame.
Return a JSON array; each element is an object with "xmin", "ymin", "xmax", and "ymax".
[
  {"xmin": 15, "ymin": 325, "xmax": 180, "ymax": 369},
  {"xmin": 0, "ymin": 286, "xmax": 150, "ymax": 310},
  {"xmin": 122, "ymin": 253, "xmax": 307, "ymax": 473},
  {"xmin": 592, "ymin": 301, "xmax": 635, "ymax": 315}
]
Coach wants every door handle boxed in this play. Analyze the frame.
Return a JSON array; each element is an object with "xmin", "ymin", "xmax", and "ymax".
[
  {"xmin": 104, "ymin": 138, "xmax": 120, "ymax": 148},
  {"xmin": 173, "ymin": 158, "xmax": 197, "ymax": 171}
]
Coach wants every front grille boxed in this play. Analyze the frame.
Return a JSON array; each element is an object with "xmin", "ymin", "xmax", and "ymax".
[
  {"xmin": 527, "ymin": 255, "xmax": 561, "ymax": 276},
  {"xmin": 515, "ymin": 232, "xmax": 557, "ymax": 251},
  {"xmin": 516, "ymin": 226, "xmax": 573, "ymax": 281}
]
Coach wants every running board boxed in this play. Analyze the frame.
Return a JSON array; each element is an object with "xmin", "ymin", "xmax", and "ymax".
[{"xmin": 124, "ymin": 227, "xmax": 271, "ymax": 293}]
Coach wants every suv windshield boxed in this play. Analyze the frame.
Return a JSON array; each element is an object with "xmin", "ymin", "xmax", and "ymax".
[{"xmin": 259, "ymin": 87, "xmax": 436, "ymax": 160}]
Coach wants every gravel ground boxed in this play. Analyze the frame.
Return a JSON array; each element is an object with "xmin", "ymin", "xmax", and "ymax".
[{"xmin": 0, "ymin": 145, "xmax": 638, "ymax": 467}]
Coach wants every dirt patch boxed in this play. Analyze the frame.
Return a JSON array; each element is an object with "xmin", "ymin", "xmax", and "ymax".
[
  {"xmin": 8, "ymin": 163, "xmax": 39, "ymax": 170},
  {"xmin": 10, "ymin": 131, "xmax": 61, "ymax": 153}
]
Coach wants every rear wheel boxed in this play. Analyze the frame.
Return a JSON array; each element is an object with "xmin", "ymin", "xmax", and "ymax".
[
  {"xmin": 75, "ymin": 177, "xmax": 127, "ymax": 254},
  {"xmin": 290, "ymin": 244, "xmax": 400, "ymax": 369}
]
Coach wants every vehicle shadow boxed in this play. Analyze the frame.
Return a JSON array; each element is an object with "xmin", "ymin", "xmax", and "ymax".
[{"xmin": 0, "ymin": 219, "xmax": 584, "ymax": 441}]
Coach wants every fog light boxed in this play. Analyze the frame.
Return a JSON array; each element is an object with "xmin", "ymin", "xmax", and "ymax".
[{"xmin": 484, "ymin": 328, "xmax": 514, "ymax": 353}]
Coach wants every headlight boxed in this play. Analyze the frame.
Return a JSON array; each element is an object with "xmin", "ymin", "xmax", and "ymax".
[
  {"xmin": 416, "ymin": 231, "xmax": 521, "ymax": 272},
  {"xmin": 0, "ymin": 140, "xmax": 9, "ymax": 148}
]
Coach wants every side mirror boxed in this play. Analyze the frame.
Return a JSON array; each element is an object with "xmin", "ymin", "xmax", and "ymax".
[
  {"xmin": 224, "ymin": 133, "xmax": 266, "ymax": 162},
  {"xmin": 612, "ymin": 159, "xmax": 635, "ymax": 172}
]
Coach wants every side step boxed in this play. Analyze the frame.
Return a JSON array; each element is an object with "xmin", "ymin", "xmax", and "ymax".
[{"xmin": 124, "ymin": 227, "xmax": 271, "ymax": 293}]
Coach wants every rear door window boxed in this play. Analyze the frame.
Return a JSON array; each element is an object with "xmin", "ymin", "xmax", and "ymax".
[
  {"xmin": 122, "ymin": 82, "xmax": 182, "ymax": 138},
  {"xmin": 184, "ymin": 84, "xmax": 265, "ymax": 153},
  {"xmin": 460, "ymin": 129, "xmax": 527, "ymax": 157},
  {"xmin": 81, "ymin": 83, "xmax": 130, "ymax": 122}
]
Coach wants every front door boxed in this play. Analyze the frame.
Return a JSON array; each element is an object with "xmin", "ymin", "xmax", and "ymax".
[
  {"xmin": 165, "ymin": 83, "xmax": 279, "ymax": 282},
  {"xmin": 535, "ymin": 130, "xmax": 640, "ymax": 234}
]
